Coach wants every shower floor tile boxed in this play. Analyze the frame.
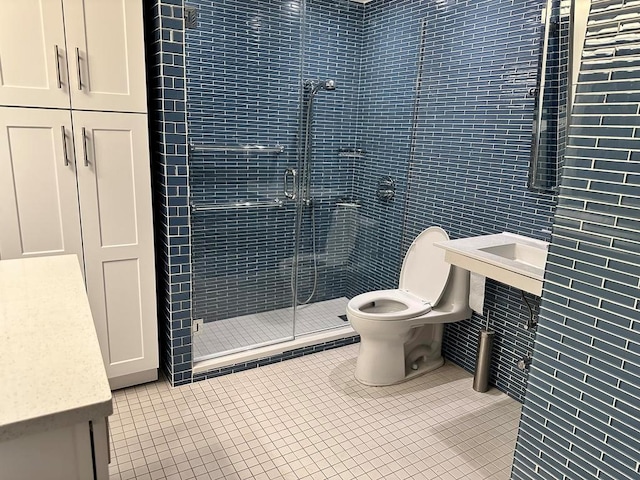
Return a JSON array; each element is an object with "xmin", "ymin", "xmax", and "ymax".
[
  {"xmin": 108, "ymin": 344, "xmax": 521, "ymax": 480},
  {"xmin": 194, "ymin": 297, "xmax": 350, "ymax": 361}
]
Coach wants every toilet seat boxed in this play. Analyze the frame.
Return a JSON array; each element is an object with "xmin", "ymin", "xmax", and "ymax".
[
  {"xmin": 347, "ymin": 289, "xmax": 432, "ymax": 321},
  {"xmin": 347, "ymin": 227, "xmax": 451, "ymax": 323}
]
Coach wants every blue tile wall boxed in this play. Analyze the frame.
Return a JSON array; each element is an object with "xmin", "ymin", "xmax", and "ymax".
[
  {"xmin": 145, "ymin": 0, "xmax": 193, "ymax": 386},
  {"xmin": 185, "ymin": 0, "xmax": 363, "ymax": 330},
  {"xmin": 146, "ymin": 0, "xmax": 611, "ymax": 406},
  {"xmin": 357, "ymin": 0, "xmax": 557, "ymax": 403},
  {"xmin": 300, "ymin": 0, "xmax": 364, "ymax": 308},
  {"xmin": 513, "ymin": 1, "xmax": 640, "ymax": 478}
]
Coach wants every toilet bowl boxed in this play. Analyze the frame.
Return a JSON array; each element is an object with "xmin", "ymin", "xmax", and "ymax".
[{"xmin": 346, "ymin": 226, "xmax": 471, "ymax": 386}]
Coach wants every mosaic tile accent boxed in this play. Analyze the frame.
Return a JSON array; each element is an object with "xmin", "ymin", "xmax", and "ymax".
[
  {"xmin": 145, "ymin": 0, "xmax": 192, "ymax": 386},
  {"xmin": 513, "ymin": 2, "xmax": 640, "ymax": 479}
]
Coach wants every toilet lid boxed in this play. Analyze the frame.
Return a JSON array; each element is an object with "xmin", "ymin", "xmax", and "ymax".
[{"xmin": 399, "ymin": 226, "xmax": 451, "ymax": 306}]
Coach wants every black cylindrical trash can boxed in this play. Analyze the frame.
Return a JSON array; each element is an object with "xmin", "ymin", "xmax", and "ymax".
[{"xmin": 473, "ymin": 329, "xmax": 494, "ymax": 392}]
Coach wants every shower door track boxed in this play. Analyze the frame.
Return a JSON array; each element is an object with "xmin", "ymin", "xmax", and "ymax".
[
  {"xmin": 192, "ymin": 326, "xmax": 356, "ymax": 377},
  {"xmin": 194, "ymin": 335, "xmax": 294, "ymax": 363}
]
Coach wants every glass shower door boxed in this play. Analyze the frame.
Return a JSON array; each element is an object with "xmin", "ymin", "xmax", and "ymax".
[
  {"xmin": 187, "ymin": 0, "xmax": 304, "ymax": 361},
  {"xmin": 187, "ymin": 0, "xmax": 363, "ymax": 361}
]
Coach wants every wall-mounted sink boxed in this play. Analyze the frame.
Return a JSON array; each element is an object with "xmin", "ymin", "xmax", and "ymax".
[{"xmin": 435, "ymin": 233, "xmax": 549, "ymax": 296}]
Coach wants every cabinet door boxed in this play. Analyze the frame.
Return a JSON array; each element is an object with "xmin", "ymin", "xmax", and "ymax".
[
  {"xmin": 73, "ymin": 111, "xmax": 158, "ymax": 381},
  {"xmin": 0, "ymin": 0, "xmax": 70, "ymax": 109},
  {"xmin": 0, "ymin": 108, "xmax": 84, "ymax": 265},
  {"xmin": 63, "ymin": 0, "xmax": 148, "ymax": 113},
  {"xmin": 0, "ymin": 422, "xmax": 95, "ymax": 480}
]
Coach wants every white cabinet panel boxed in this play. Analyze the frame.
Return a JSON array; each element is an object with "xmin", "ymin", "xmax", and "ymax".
[
  {"xmin": 73, "ymin": 111, "xmax": 158, "ymax": 380},
  {"xmin": 0, "ymin": 422, "xmax": 95, "ymax": 480},
  {"xmin": 0, "ymin": 1, "xmax": 155, "ymax": 388},
  {"xmin": 88, "ymin": 127, "xmax": 139, "ymax": 247},
  {"xmin": 64, "ymin": 0, "xmax": 148, "ymax": 113},
  {"xmin": 102, "ymin": 259, "xmax": 145, "ymax": 364},
  {"xmin": 0, "ymin": 0, "xmax": 70, "ymax": 108},
  {"xmin": 0, "ymin": 108, "xmax": 83, "ymax": 264}
]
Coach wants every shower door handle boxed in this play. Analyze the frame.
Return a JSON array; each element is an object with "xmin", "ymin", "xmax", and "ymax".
[{"xmin": 284, "ymin": 168, "xmax": 297, "ymax": 200}]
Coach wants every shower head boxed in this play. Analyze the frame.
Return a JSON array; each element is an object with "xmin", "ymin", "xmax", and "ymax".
[
  {"xmin": 322, "ymin": 79, "xmax": 336, "ymax": 91},
  {"xmin": 305, "ymin": 79, "xmax": 337, "ymax": 94}
]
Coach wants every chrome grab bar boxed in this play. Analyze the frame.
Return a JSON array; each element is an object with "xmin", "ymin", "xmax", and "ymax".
[
  {"xmin": 191, "ymin": 199, "xmax": 284, "ymax": 212},
  {"xmin": 283, "ymin": 168, "xmax": 297, "ymax": 200},
  {"xmin": 529, "ymin": 0, "xmax": 553, "ymax": 190},
  {"xmin": 189, "ymin": 144, "xmax": 285, "ymax": 154}
]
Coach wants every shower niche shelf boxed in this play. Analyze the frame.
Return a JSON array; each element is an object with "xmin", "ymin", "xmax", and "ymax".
[
  {"xmin": 189, "ymin": 144, "xmax": 285, "ymax": 154},
  {"xmin": 338, "ymin": 147, "xmax": 365, "ymax": 158},
  {"xmin": 190, "ymin": 199, "xmax": 284, "ymax": 212}
]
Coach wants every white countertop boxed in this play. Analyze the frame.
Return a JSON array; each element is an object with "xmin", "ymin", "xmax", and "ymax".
[
  {"xmin": 435, "ymin": 233, "xmax": 549, "ymax": 296},
  {"xmin": 435, "ymin": 232, "xmax": 548, "ymax": 280},
  {"xmin": 0, "ymin": 255, "xmax": 112, "ymax": 442}
]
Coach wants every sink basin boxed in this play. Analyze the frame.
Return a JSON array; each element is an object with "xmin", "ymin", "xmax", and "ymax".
[
  {"xmin": 479, "ymin": 243, "xmax": 547, "ymax": 269},
  {"xmin": 435, "ymin": 233, "xmax": 548, "ymax": 296}
]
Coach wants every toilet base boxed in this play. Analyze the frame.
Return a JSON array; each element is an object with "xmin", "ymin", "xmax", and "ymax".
[
  {"xmin": 355, "ymin": 355, "xmax": 444, "ymax": 387},
  {"xmin": 353, "ymin": 324, "xmax": 446, "ymax": 386}
]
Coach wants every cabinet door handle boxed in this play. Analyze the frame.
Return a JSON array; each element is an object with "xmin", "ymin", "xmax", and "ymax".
[
  {"xmin": 82, "ymin": 127, "xmax": 89, "ymax": 166},
  {"xmin": 61, "ymin": 126, "xmax": 69, "ymax": 166},
  {"xmin": 75, "ymin": 47, "xmax": 82, "ymax": 90},
  {"xmin": 54, "ymin": 45, "xmax": 62, "ymax": 89}
]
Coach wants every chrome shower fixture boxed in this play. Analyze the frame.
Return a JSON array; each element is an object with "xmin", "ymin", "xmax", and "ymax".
[
  {"xmin": 304, "ymin": 79, "xmax": 336, "ymax": 94},
  {"xmin": 292, "ymin": 77, "xmax": 336, "ymax": 305},
  {"xmin": 321, "ymin": 79, "xmax": 336, "ymax": 90}
]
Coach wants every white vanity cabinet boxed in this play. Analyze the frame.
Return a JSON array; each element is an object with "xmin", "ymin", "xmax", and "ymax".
[
  {"xmin": 0, "ymin": 419, "xmax": 109, "ymax": 480},
  {"xmin": 0, "ymin": 0, "xmax": 158, "ymax": 389},
  {"xmin": 0, "ymin": 0, "xmax": 147, "ymax": 112},
  {"xmin": 0, "ymin": 256, "xmax": 113, "ymax": 480},
  {"xmin": 73, "ymin": 110, "xmax": 159, "ymax": 384},
  {"xmin": 0, "ymin": 107, "xmax": 159, "ymax": 388}
]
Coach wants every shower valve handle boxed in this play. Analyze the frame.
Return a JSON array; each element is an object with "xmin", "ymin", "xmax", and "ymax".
[{"xmin": 284, "ymin": 168, "xmax": 297, "ymax": 200}]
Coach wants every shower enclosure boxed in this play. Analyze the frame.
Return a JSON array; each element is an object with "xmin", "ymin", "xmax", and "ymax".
[{"xmin": 187, "ymin": 0, "xmax": 363, "ymax": 361}]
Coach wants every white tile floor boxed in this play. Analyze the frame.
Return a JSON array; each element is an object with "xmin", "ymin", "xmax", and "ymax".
[
  {"xmin": 109, "ymin": 344, "xmax": 520, "ymax": 480},
  {"xmin": 194, "ymin": 298, "xmax": 350, "ymax": 360}
]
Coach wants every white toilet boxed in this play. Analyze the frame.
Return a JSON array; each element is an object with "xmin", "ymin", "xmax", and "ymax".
[{"xmin": 346, "ymin": 226, "xmax": 471, "ymax": 386}]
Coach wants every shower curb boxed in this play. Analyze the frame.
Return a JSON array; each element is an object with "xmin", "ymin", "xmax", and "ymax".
[{"xmin": 191, "ymin": 335, "xmax": 360, "ymax": 383}]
